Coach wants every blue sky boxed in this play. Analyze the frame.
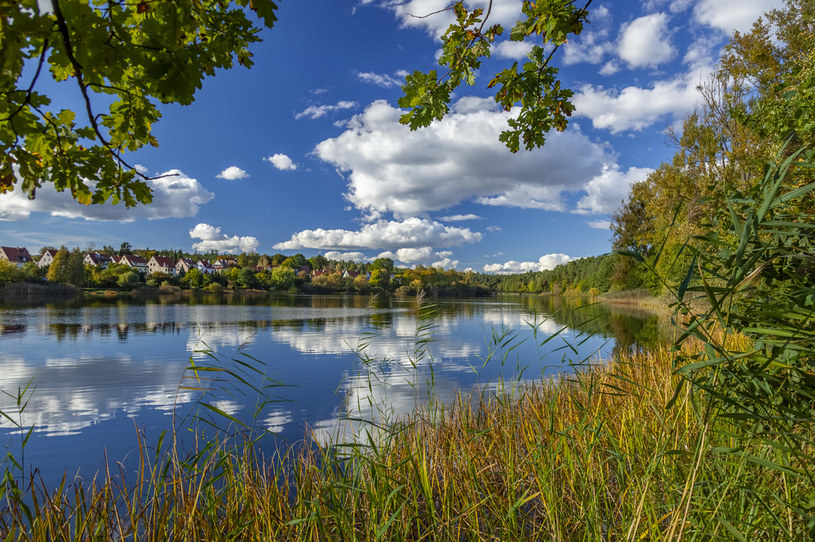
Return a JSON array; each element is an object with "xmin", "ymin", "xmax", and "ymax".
[{"xmin": 0, "ymin": 0, "xmax": 783, "ymax": 272}]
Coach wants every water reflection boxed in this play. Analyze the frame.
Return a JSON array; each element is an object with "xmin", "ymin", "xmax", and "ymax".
[{"xmin": 0, "ymin": 294, "xmax": 667, "ymax": 480}]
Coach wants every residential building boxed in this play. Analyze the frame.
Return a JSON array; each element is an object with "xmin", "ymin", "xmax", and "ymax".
[
  {"xmin": 147, "ymin": 256, "xmax": 177, "ymax": 276},
  {"xmin": 84, "ymin": 252, "xmax": 112, "ymax": 268},
  {"xmin": 176, "ymin": 258, "xmax": 194, "ymax": 275},
  {"xmin": 117, "ymin": 254, "xmax": 148, "ymax": 273},
  {"xmin": 196, "ymin": 260, "xmax": 214, "ymax": 274},
  {"xmin": 0, "ymin": 247, "xmax": 33, "ymax": 268},
  {"xmin": 37, "ymin": 249, "xmax": 58, "ymax": 268}
]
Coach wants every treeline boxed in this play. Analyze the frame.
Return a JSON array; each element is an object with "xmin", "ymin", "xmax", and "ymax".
[
  {"xmin": 474, "ymin": 254, "xmax": 616, "ymax": 295},
  {"xmin": 609, "ymin": 0, "xmax": 814, "ymax": 294}
]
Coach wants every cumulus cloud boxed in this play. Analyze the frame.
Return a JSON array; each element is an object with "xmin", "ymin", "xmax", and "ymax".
[
  {"xmin": 264, "ymin": 153, "xmax": 297, "ymax": 171},
  {"xmin": 295, "ymin": 100, "xmax": 357, "ymax": 120},
  {"xmin": 572, "ymin": 63, "xmax": 714, "ymax": 132},
  {"xmin": 357, "ymin": 70, "xmax": 407, "ymax": 88},
  {"xmin": 599, "ymin": 60, "xmax": 620, "ymax": 76},
  {"xmin": 314, "ymin": 99, "xmax": 619, "ymax": 217},
  {"xmin": 190, "ymin": 223, "xmax": 259, "ymax": 253},
  {"xmin": 493, "ymin": 40, "xmax": 534, "ymax": 59},
  {"xmin": 390, "ymin": 0, "xmax": 522, "ymax": 38},
  {"xmin": 438, "ymin": 213, "xmax": 482, "ymax": 222},
  {"xmin": 216, "ymin": 166, "xmax": 249, "ymax": 180},
  {"xmin": 588, "ymin": 220, "xmax": 612, "ymax": 230},
  {"xmin": 563, "ymin": 33, "xmax": 613, "ymax": 65},
  {"xmin": 324, "ymin": 251, "xmax": 368, "ymax": 261},
  {"xmin": 618, "ymin": 13, "xmax": 676, "ymax": 68},
  {"xmin": 274, "ymin": 218, "xmax": 481, "ymax": 251},
  {"xmin": 377, "ymin": 247, "xmax": 459, "ymax": 269},
  {"xmin": 0, "ymin": 170, "xmax": 213, "ymax": 222},
  {"xmin": 562, "ymin": 8, "xmax": 614, "ymax": 67},
  {"xmin": 483, "ymin": 254, "xmax": 573, "ymax": 274},
  {"xmin": 576, "ymin": 165, "xmax": 653, "ymax": 214},
  {"xmin": 694, "ymin": 0, "xmax": 783, "ymax": 34}
]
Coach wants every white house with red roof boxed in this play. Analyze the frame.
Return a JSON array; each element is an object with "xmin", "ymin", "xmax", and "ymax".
[
  {"xmin": 37, "ymin": 249, "xmax": 58, "ymax": 268},
  {"xmin": 84, "ymin": 252, "xmax": 112, "ymax": 268},
  {"xmin": 148, "ymin": 256, "xmax": 177, "ymax": 276},
  {"xmin": 117, "ymin": 254, "xmax": 149, "ymax": 273},
  {"xmin": 0, "ymin": 247, "xmax": 33, "ymax": 268}
]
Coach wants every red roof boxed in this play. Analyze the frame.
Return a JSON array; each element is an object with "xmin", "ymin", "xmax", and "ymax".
[
  {"xmin": 151, "ymin": 256, "xmax": 175, "ymax": 267},
  {"xmin": 0, "ymin": 247, "xmax": 33, "ymax": 264}
]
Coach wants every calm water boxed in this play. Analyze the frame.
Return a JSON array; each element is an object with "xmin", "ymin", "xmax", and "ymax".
[{"xmin": 0, "ymin": 293, "xmax": 664, "ymax": 485}]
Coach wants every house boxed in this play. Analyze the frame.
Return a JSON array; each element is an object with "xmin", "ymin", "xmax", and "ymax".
[
  {"xmin": 37, "ymin": 249, "xmax": 58, "ymax": 268},
  {"xmin": 196, "ymin": 260, "xmax": 214, "ymax": 274},
  {"xmin": 176, "ymin": 258, "xmax": 194, "ymax": 275},
  {"xmin": 147, "ymin": 256, "xmax": 177, "ymax": 276},
  {"xmin": 117, "ymin": 254, "xmax": 148, "ymax": 273},
  {"xmin": 84, "ymin": 252, "xmax": 112, "ymax": 268},
  {"xmin": 212, "ymin": 258, "xmax": 237, "ymax": 271},
  {"xmin": 0, "ymin": 246, "xmax": 33, "ymax": 268},
  {"xmin": 342, "ymin": 270, "xmax": 360, "ymax": 279}
]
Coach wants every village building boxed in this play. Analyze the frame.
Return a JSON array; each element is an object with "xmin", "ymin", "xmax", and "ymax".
[
  {"xmin": 196, "ymin": 260, "xmax": 215, "ymax": 274},
  {"xmin": 147, "ymin": 256, "xmax": 177, "ymax": 276},
  {"xmin": 212, "ymin": 258, "xmax": 237, "ymax": 270},
  {"xmin": 117, "ymin": 254, "xmax": 149, "ymax": 273},
  {"xmin": 175, "ymin": 258, "xmax": 194, "ymax": 275},
  {"xmin": 84, "ymin": 252, "xmax": 112, "ymax": 268},
  {"xmin": 0, "ymin": 246, "xmax": 33, "ymax": 268},
  {"xmin": 37, "ymin": 249, "xmax": 58, "ymax": 268}
]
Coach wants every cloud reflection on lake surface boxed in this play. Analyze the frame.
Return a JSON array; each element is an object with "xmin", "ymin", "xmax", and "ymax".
[{"xmin": 0, "ymin": 294, "xmax": 663, "ymax": 483}]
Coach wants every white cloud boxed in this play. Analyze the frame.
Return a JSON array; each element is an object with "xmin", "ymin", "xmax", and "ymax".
[
  {"xmin": 588, "ymin": 220, "xmax": 612, "ymax": 230},
  {"xmin": 573, "ymin": 64, "xmax": 714, "ymax": 132},
  {"xmin": 274, "ymin": 218, "xmax": 481, "ymax": 251},
  {"xmin": 190, "ymin": 223, "xmax": 259, "ymax": 253},
  {"xmin": 483, "ymin": 253, "xmax": 573, "ymax": 274},
  {"xmin": 599, "ymin": 60, "xmax": 620, "ymax": 76},
  {"xmin": 357, "ymin": 71, "xmax": 406, "ymax": 88},
  {"xmin": 390, "ymin": 0, "xmax": 522, "ymax": 39},
  {"xmin": 324, "ymin": 251, "xmax": 368, "ymax": 261},
  {"xmin": 295, "ymin": 100, "xmax": 358, "ymax": 120},
  {"xmin": 438, "ymin": 213, "xmax": 482, "ymax": 222},
  {"xmin": 377, "ymin": 247, "xmax": 458, "ymax": 268},
  {"xmin": 694, "ymin": 0, "xmax": 783, "ymax": 34},
  {"xmin": 562, "ymin": 16, "xmax": 613, "ymax": 66},
  {"xmin": 618, "ymin": 13, "xmax": 676, "ymax": 68},
  {"xmin": 216, "ymin": 166, "xmax": 249, "ymax": 180},
  {"xmin": 264, "ymin": 153, "xmax": 297, "ymax": 171},
  {"xmin": 493, "ymin": 40, "xmax": 534, "ymax": 59},
  {"xmin": 314, "ymin": 99, "xmax": 619, "ymax": 216},
  {"xmin": 576, "ymin": 165, "xmax": 653, "ymax": 215},
  {"xmin": 0, "ymin": 170, "xmax": 214, "ymax": 222}
]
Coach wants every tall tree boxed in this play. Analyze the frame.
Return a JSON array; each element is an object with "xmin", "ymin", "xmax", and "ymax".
[
  {"xmin": 1, "ymin": 0, "xmax": 278, "ymax": 205},
  {"xmin": 46, "ymin": 246, "xmax": 83, "ymax": 286}
]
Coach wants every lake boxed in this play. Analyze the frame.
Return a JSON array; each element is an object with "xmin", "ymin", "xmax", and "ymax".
[{"xmin": 0, "ymin": 293, "xmax": 665, "ymax": 486}]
